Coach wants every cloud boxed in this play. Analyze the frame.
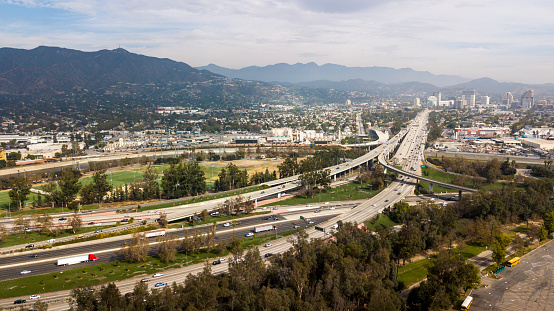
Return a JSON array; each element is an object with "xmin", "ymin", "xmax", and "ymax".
[{"xmin": 2, "ymin": 0, "xmax": 554, "ymax": 83}]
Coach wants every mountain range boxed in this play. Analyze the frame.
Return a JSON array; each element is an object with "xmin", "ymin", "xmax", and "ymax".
[
  {"xmin": 1, "ymin": 46, "xmax": 553, "ymax": 98},
  {"xmin": 0, "ymin": 46, "xmax": 218, "ymax": 95},
  {"xmin": 198, "ymin": 63, "xmax": 470, "ymax": 87}
]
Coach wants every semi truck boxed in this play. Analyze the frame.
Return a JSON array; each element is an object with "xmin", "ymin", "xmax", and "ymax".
[
  {"xmin": 57, "ymin": 254, "xmax": 99, "ymax": 266},
  {"xmin": 144, "ymin": 229, "xmax": 166, "ymax": 238},
  {"xmin": 254, "ymin": 225, "xmax": 276, "ymax": 233}
]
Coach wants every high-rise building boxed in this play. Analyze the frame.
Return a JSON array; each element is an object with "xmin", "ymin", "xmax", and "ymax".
[
  {"xmin": 521, "ymin": 90, "xmax": 534, "ymax": 108},
  {"xmin": 433, "ymin": 92, "xmax": 442, "ymax": 103},
  {"xmin": 502, "ymin": 92, "xmax": 514, "ymax": 106},
  {"xmin": 427, "ymin": 96, "xmax": 438, "ymax": 107},
  {"xmin": 462, "ymin": 90, "xmax": 476, "ymax": 107},
  {"xmin": 413, "ymin": 98, "xmax": 420, "ymax": 106},
  {"xmin": 480, "ymin": 95, "xmax": 490, "ymax": 106}
]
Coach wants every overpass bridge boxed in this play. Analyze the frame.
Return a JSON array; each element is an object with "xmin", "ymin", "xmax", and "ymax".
[{"xmin": 378, "ymin": 153, "xmax": 477, "ymax": 198}]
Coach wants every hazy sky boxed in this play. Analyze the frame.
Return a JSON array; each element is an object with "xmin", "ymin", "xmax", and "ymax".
[{"xmin": 1, "ymin": 0, "xmax": 554, "ymax": 84}]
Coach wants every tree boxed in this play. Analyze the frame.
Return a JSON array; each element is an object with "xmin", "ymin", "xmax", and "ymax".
[
  {"xmin": 142, "ymin": 165, "xmax": 159, "ymax": 199},
  {"xmin": 97, "ymin": 282, "xmax": 126, "ymax": 311},
  {"xmin": 491, "ymin": 241, "xmax": 506, "ymax": 266},
  {"xmin": 161, "ymin": 161, "xmax": 206, "ymax": 199},
  {"xmin": 9, "ymin": 177, "xmax": 31, "ymax": 210},
  {"xmin": 298, "ymin": 169, "xmax": 331, "ymax": 198},
  {"xmin": 157, "ymin": 214, "xmax": 168, "ymax": 228},
  {"xmin": 0, "ymin": 225, "xmax": 6, "ymax": 243},
  {"xmin": 278, "ymin": 157, "xmax": 299, "ymax": 178},
  {"xmin": 120, "ymin": 233, "xmax": 149, "ymax": 263},
  {"xmin": 32, "ymin": 300, "xmax": 48, "ymax": 311},
  {"xmin": 543, "ymin": 211, "xmax": 554, "ymax": 234},
  {"xmin": 70, "ymin": 216, "xmax": 83, "ymax": 234},
  {"xmin": 70, "ymin": 287, "xmax": 98, "ymax": 311},
  {"xmin": 80, "ymin": 170, "xmax": 112, "ymax": 205},
  {"xmin": 13, "ymin": 215, "xmax": 30, "ymax": 234},
  {"xmin": 156, "ymin": 234, "xmax": 179, "ymax": 263},
  {"xmin": 56, "ymin": 168, "xmax": 82, "ymax": 208},
  {"xmin": 37, "ymin": 211, "xmax": 54, "ymax": 235}
]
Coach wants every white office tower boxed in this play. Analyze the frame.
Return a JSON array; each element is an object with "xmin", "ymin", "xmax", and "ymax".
[
  {"xmin": 433, "ymin": 92, "xmax": 442, "ymax": 103},
  {"xmin": 521, "ymin": 90, "xmax": 534, "ymax": 108},
  {"xmin": 454, "ymin": 98, "xmax": 467, "ymax": 109},
  {"xmin": 346, "ymin": 99, "xmax": 352, "ymax": 105},
  {"xmin": 480, "ymin": 96, "xmax": 490, "ymax": 106},
  {"xmin": 502, "ymin": 92, "xmax": 513, "ymax": 106},
  {"xmin": 413, "ymin": 98, "xmax": 421, "ymax": 106},
  {"xmin": 427, "ymin": 96, "xmax": 438, "ymax": 107},
  {"xmin": 462, "ymin": 90, "xmax": 476, "ymax": 107}
]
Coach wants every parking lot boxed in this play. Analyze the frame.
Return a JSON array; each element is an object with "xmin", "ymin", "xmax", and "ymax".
[{"xmin": 471, "ymin": 241, "xmax": 554, "ymax": 310}]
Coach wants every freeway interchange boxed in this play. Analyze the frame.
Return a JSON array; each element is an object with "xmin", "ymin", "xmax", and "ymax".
[{"xmin": 0, "ymin": 110, "xmax": 430, "ymax": 309}]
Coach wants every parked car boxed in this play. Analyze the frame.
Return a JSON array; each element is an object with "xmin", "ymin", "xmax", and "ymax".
[{"xmin": 154, "ymin": 282, "xmax": 165, "ymax": 287}]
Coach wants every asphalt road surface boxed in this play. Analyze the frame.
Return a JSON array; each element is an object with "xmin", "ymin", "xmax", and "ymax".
[
  {"xmin": 0, "ymin": 209, "xmax": 343, "ymax": 281},
  {"xmin": 471, "ymin": 241, "xmax": 554, "ymax": 310}
]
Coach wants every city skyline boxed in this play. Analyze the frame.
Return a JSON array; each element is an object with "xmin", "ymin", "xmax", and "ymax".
[{"xmin": 1, "ymin": 0, "xmax": 554, "ymax": 84}]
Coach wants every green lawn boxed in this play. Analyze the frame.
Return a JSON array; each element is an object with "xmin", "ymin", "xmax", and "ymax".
[
  {"xmin": 0, "ymin": 204, "xmax": 99, "ymax": 218},
  {"xmin": 80, "ymin": 170, "xmax": 145, "ymax": 188},
  {"xmin": 0, "ymin": 224, "xmax": 113, "ymax": 248},
  {"xmin": 365, "ymin": 214, "xmax": 399, "ymax": 231},
  {"xmin": 169, "ymin": 211, "xmax": 271, "ymax": 228},
  {"xmin": 397, "ymin": 258, "xmax": 431, "ymax": 288},
  {"xmin": 397, "ymin": 243, "xmax": 487, "ymax": 288},
  {"xmin": 265, "ymin": 182, "xmax": 382, "ymax": 206},
  {"xmin": 419, "ymin": 167, "xmax": 461, "ymax": 193},
  {"xmin": 0, "ymin": 227, "xmax": 305, "ymax": 299}
]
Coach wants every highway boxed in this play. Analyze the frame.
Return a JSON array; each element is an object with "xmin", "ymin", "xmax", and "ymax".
[{"xmin": 0, "ymin": 111, "xmax": 430, "ymax": 309}]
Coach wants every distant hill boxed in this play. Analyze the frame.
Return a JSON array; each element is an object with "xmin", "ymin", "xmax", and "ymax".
[
  {"xmin": 197, "ymin": 62, "xmax": 470, "ymax": 87},
  {"xmin": 447, "ymin": 77, "xmax": 554, "ymax": 96},
  {"xmin": 0, "ymin": 46, "xmax": 219, "ymax": 95},
  {"xmin": 298, "ymin": 79, "xmax": 437, "ymax": 95}
]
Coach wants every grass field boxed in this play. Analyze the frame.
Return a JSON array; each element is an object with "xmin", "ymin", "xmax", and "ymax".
[
  {"xmin": 396, "ymin": 243, "xmax": 488, "ymax": 287},
  {"xmin": 265, "ymin": 182, "xmax": 382, "ymax": 206},
  {"xmin": 419, "ymin": 167, "xmax": 461, "ymax": 193},
  {"xmin": 364, "ymin": 214, "xmax": 399, "ymax": 231},
  {"xmin": 0, "ymin": 227, "xmax": 305, "ymax": 299},
  {"xmin": 0, "ymin": 224, "xmax": 114, "ymax": 248}
]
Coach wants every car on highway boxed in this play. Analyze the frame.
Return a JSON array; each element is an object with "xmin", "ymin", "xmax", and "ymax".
[
  {"xmin": 293, "ymin": 225, "xmax": 300, "ymax": 229},
  {"xmin": 140, "ymin": 278, "xmax": 150, "ymax": 282},
  {"xmin": 84, "ymin": 288, "xmax": 95, "ymax": 292},
  {"xmin": 47, "ymin": 239, "xmax": 55, "ymax": 243},
  {"xmin": 21, "ymin": 270, "xmax": 31, "ymax": 275},
  {"xmin": 14, "ymin": 299, "xmax": 26, "ymax": 304},
  {"xmin": 219, "ymin": 257, "xmax": 226, "ymax": 262},
  {"xmin": 212, "ymin": 260, "xmax": 221, "ymax": 265},
  {"xmin": 209, "ymin": 211, "xmax": 219, "ymax": 216},
  {"xmin": 260, "ymin": 191, "xmax": 265, "ymax": 194},
  {"xmin": 121, "ymin": 219, "xmax": 129, "ymax": 222},
  {"xmin": 152, "ymin": 273, "xmax": 163, "ymax": 277},
  {"xmin": 272, "ymin": 207, "xmax": 278, "ymax": 210},
  {"xmin": 329, "ymin": 207, "xmax": 335, "ymax": 210},
  {"xmin": 29, "ymin": 295, "xmax": 40, "ymax": 300},
  {"xmin": 384, "ymin": 200, "xmax": 389, "ymax": 202},
  {"xmin": 397, "ymin": 192, "xmax": 401, "ymax": 195},
  {"xmin": 314, "ymin": 210, "xmax": 320, "ymax": 213},
  {"xmin": 58, "ymin": 217, "xmax": 67, "ymax": 222},
  {"xmin": 245, "ymin": 233, "xmax": 254, "ymax": 237},
  {"xmin": 272, "ymin": 217, "xmax": 279, "ymax": 220},
  {"xmin": 223, "ymin": 222, "xmax": 231, "ymax": 227},
  {"xmin": 264, "ymin": 243, "xmax": 272, "ymax": 247},
  {"xmin": 25, "ymin": 244, "xmax": 34, "ymax": 248},
  {"xmin": 262, "ymin": 217, "xmax": 269, "ymax": 220},
  {"xmin": 29, "ymin": 254, "xmax": 38, "ymax": 258},
  {"xmin": 308, "ymin": 221, "xmax": 315, "ymax": 224},
  {"xmin": 372, "ymin": 203, "xmax": 376, "ymax": 206},
  {"xmin": 94, "ymin": 230, "xmax": 103, "ymax": 233},
  {"xmin": 88, "ymin": 222, "xmax": 95, "ymax": 225},
  {"xmin": 154, "ymin": 282, "xmax": 165, "ymax": 287},
  {"xmin": 324, "ymin": 202, "xmax": 329, "ymax": 205},
  {"xmin": 264, "ymin": 253, "xmax": 273, "ymax": 258}
]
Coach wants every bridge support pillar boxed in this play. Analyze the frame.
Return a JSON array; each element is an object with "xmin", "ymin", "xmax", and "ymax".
[
  {"xmin": 458, "ymin": 190, "xmax": 462, "ymax": 200},
  {"xmin": 334, "ymin": 175, "xmax": 336, "ymax": 181},
  {"xmin": 255, "ymin": 198, "xmax": 258, "ymax": 208},
  {"xmin": 429, "ymin": 183, "xmax": 434, "ymax": 194}
]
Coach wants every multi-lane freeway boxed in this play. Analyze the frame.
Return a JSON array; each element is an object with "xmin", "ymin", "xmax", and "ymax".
[{"xmin": 0, "ymin": 110, "xmax": 431, "ymax": 309}]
